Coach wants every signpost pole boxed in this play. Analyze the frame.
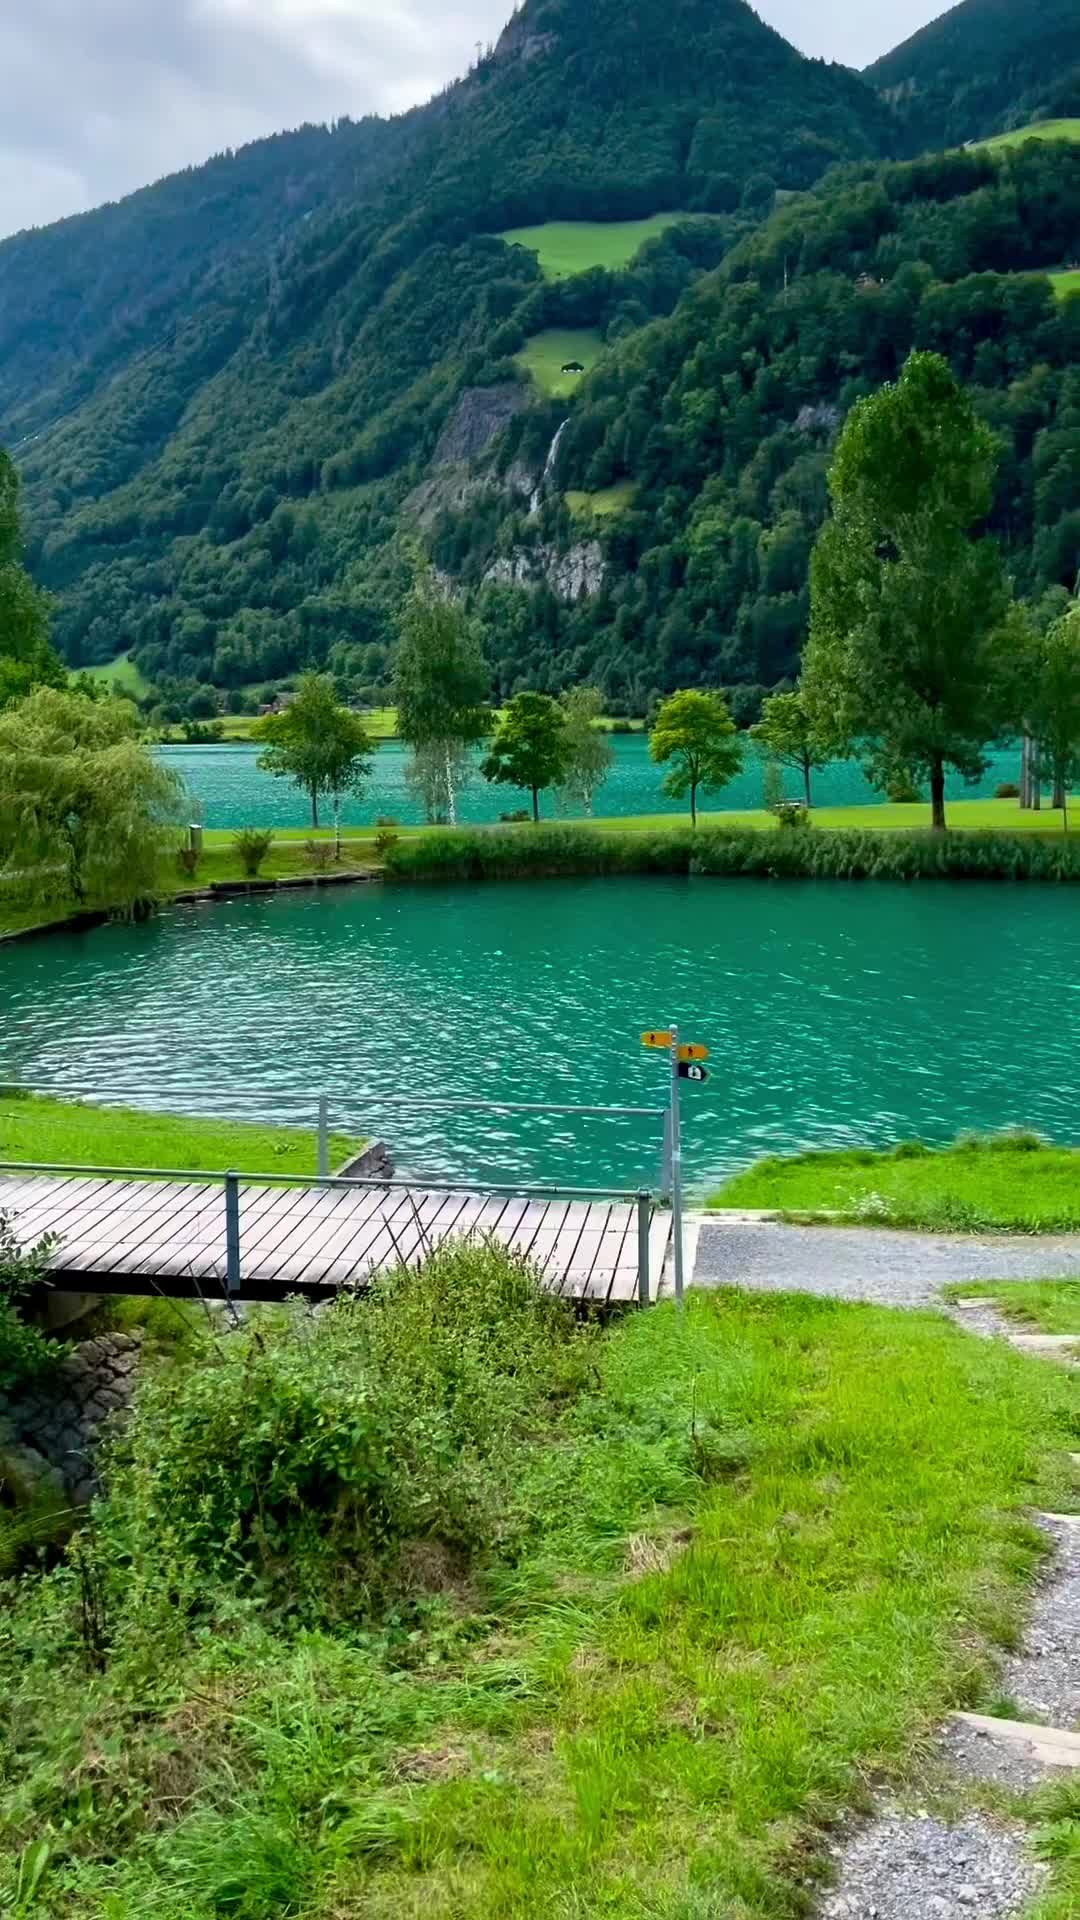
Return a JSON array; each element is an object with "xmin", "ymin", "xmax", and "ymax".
[{"xmin": 670, "ymin": 1025, "xmax": 685, "ymax": 1307}]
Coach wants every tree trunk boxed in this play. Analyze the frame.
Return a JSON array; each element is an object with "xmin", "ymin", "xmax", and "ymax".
[
  {"xmin": 334, "ymin": 795, "xmax": 342, "ymax": 860},
  {"xmin": 310, "ymin": 786, "xmax": 319, "ymax": 831},
  {"xmin": 1021, "ymin": 734, "xmax": 1031, "ymax": 810},
  {"xmin": 1054, "ymin": 771, "xmax": 1066, "ymax": 813},
  {"xmin": 1033, "ymin": 739, "xmax": 1042, "ymax": 810},
  {"xmin": 532, "ymin": 786, "xmax": 540, "ymax": 823},
  {"xmin": 930, "ymin": 758, "xmax": 946, "ymax": 832},
  {"xmin": 803, "ymin": 756, "xmax": 812, "ymax": 809},
  {"xmin": 445, "ymin": 741, "xmax": 457, "ymax": 827},
  {"xmin": 691, "ymin": 781, "xmax": 698, "ymax": 828}
]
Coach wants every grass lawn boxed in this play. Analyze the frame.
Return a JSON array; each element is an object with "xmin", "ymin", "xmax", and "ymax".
[
  {"xmin": 516, "ymin": 328, "xmax": 604, "ymax": 397},
  {"xmin": 710, "ymin": 1135, "xmax": 1080, "ymax": 1232},
  {"xmin": 945, "ymin": 1281, "xmax": 1080, "ymax": 1336},
  {"xmin": 566, "ymin": 482, "xmax": 637, "ymax": 519},
  {"xmin": 78, "ymin": 652, "xmax": 153, "ymax": 700},
  {"xmin": 980, "ymin": 118, "xmax": 1080, "ymax": 152},
  {"xmin": 499, "ymin": 212, "xmax": 701, "ymax": 279},
  {"xmin": 0, "ymin": 1089, "xmax": 360, "ymax": 1177},
  {"xmin": 1050, "ymin": 268, "xmax": 1080, "ymax": 302},
  {"xmin": 1, "ymin": 1283, "xmax": 1076, "ymax": 1917}
]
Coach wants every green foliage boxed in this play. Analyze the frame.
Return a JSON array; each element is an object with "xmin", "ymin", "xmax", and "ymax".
[
  {"xmin": 481, "ymin": 691, "xmax": 570, "ymax": 821},
  {"xmin": 0, "ymin": 1211, "xmax": 57, "ymax": 1392},
  {"xmin": 0, "ymin": 688, "xmax": 183, "ymax": 910},
  {"xmin": 100, "ymin": 1241, "xmax": 582, "ymax": 1620},
  {"xmin": 650, "ymin": 688, "xmax": 742, "ymax": 825},
  {"xmin": 1030, "ymin": 600, "xmax": 1080, "ymax": 828},
  {"xmin": 393, "ymin": 576, "xmax": 489, "ymax": 824},
  {"xmin": 761, "ymin": 756, "xmax": 785, "ymax": 813},
  {"xmin": 557, "ymin": 686, "xmax": 614, "ymax": 815},
  {"xmin": 256, "ymin": 674, "xmax": 372, "ymax": 830},
  {"xmin": 500, "ymin": 214, "xmax": 707, "ymax": 279},
  {"xmin": 803, "ymin": 352, "xmax": 1019, "ymax": 830},
  {"xmin": 868, "ymin": 0, "xmax": 1080, "ymax": 150},
  {"xmin": 231, "ymin": 828, "xmax": 275, "ymax": 877},
  {"xmin": 0, "ymin": 451, "xmax": 64, "ymax": 710},
  {"xmin": 750, "ymin": 689, "xmax": 830, "ymax": 807}
]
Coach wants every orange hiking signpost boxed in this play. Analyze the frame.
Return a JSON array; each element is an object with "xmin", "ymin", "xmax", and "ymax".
[{"xmin": 641, "ymin": 1024, "xmax": 711, "ymax": 1309}]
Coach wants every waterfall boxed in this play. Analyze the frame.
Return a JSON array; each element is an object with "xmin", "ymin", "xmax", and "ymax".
[{"xmin": 530, "ymin": 418, "xmax": 570, "ymax": 514}]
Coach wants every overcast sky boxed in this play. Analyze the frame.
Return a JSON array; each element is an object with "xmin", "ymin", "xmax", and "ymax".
[{"xmin": 0, "ymin": 0, "xmax": 944, "ymax": 242}]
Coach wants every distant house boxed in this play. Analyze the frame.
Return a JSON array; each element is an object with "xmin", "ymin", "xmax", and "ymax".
[{"xmin": 561, "ymin": 360, "xmax": 586, "ymax": 374}]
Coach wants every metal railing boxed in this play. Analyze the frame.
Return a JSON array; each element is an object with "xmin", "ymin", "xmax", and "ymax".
[{"xmin": 0, "ymin": 1160, "xmax": 659, "ymax": 1307}]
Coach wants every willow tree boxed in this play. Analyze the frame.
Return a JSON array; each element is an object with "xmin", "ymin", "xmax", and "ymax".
[
  {"xmin": 802, "ymin": 353, "xmax": 1018, "ymax": 831},
  {"xmin": 0, "ymin": 688, "xmax": 184, "ymax": 911}
]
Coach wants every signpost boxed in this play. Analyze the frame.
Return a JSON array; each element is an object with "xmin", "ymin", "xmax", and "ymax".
[{"xmin": 643, "ymin": 1022, "xmax": 710, "ymax": 1309}]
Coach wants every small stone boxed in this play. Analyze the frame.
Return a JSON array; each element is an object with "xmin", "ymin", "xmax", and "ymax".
[{"xmin": 956, "ymin": 1887, "xmax": 979, "ymax": 1907}]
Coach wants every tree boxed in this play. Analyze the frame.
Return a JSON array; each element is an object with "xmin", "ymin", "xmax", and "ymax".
[
  {"xmin": 0, "ymin": 449, "xmax": 64, "ymax": 709},
  {"xmin": 256, "ymin": 673, "xmax": 372, "ymax": 832},
  {"xmin": 1030, "ymin": 601, "xmax": 1080, "ymax": 832},
  {"xmin": 481, "ymin": 693, "xmax": 570, "ymax": 823},
  {"xmin": 557, "ymin": 687, "xmax": 614, "ymax": 816},
  {"xmin": 405, "ymin": 739, "xmax": 474, "ymax": 826},
  {"xmin": 0, "ymin": 688, "xmax": 183, "ymax": 911},
  {"xmin": 802, "ymin": 353, "xmax": 1019, "ymax": 832},
  {"xmin": 649, "ymin": 690, "xmax": 742, "ymax": 826},
  {"xmin": 393, "ymin": 579, "xmax": 489, "ymax": 825},
  {"xmin": 750, "ymin": 688, "xmax": 830, "ymax": 808}
]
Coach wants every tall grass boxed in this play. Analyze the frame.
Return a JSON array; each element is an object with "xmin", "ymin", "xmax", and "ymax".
[{"xmin": 383, "ymin": 824, "xmax": 1080, "ymax": 884}]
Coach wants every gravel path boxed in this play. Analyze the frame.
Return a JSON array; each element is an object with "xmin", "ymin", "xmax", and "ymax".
[
  {"xmin": 820, "ymin": 1812, "xmax": 1046, "ymax": 1919},
  {"xmin": 695, "ymin": 1220, "xmax": 1080, "ymax": 1308}
]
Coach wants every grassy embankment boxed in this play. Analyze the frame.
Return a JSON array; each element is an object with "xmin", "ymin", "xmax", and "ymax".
[
  {"xmin": 709, "ymin": 1134, "xmax": 1080, "ymax": 1232},
  {"xmin": 380, "ymin": 820, "xmax": 1080, "ymax": 885},
  {"xmin": 0, "ymin": 1089, "xmax": 360, "ymax": 1176},
  {"xmin": 945, "ymin": 1280, "xmax": 1080, "ymax": 1336},
  {"xmin": 78, "ymin": 653, "xmax": 153, "ymax": 700},
  {"xmin": 7, "ymin": 799, "xmax": 1080, "ymax": 942},
  {"xmin": 499, "ymin": 212, "xmax": 702, "ymax": 279},
  {"xmin": 1, "ymin": 1249, "xmax": 1077, "ymax": 1918}
]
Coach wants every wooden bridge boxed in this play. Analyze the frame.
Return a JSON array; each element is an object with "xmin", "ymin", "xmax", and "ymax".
[{"xmin": 0, "ymin": 1166, "xmax": 673, "ymax": 1308}]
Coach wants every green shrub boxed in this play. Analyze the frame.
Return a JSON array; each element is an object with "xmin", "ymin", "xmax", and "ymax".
[
  {"xmin": 175, "ymin": 845, "xmax": 200, "ymax": 880},
  {"xmin": 232, "ymin": 829, "xmax": 275, "ymax": 877},
  {"xmin": 373, "ymin": 827, "xmax": 399, "ymax": 857},
  {"xmin": 886, "ymin": 778, "xmax": 924, "ymax": 804},
  {"xmin": 304, "ymin": 838, "xmax": 336, "ymax": 872},
  {"xmin": 996, "ymin": 783, "xmax": 1021, "ymax": 799},
  {"xmin": 0, "ymin": 1212, "xmax": 58, "ymax": 1391},
  {"xmin": 776, "ymin": 803, "xmax": 812, "ymax": 832},
  {"xmin": 99, "ymin": 1241, "xmax": 586, "ymax": 1623}
]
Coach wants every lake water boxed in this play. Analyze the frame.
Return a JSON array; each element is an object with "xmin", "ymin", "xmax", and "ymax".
[
  {"xmin": 4, "ymin": 878, "xmax": 1078, "ymax": 1194},
  {"xmin": 165, "ymin": 736, "xmax": 1028, "ymax": 829}
]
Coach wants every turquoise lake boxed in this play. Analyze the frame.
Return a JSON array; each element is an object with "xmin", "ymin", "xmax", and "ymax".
[
  {"xmin": 164, "ymin": 735, "xmax": 1029, "ymax": 829},
  {"xmin": 4, "ymin": 878, "xmax": 1079, "ymax": 1194}
]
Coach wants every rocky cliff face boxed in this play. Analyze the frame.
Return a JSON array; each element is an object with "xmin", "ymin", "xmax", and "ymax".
[{"xmin": 484, "ymin": 540, "xmax": 606, "ymax": 599}]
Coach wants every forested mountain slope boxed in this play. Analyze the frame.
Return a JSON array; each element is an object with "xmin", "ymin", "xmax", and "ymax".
[
  {"xmin": 868, "ymin": 0, "xmax": 1080, "ymax": 151},
  {"xmin": 5, "ymin": 0, "xmax": 900, "ymax": 706},
  {"xmin": 430, "ymin": 142, "xmax": 1080, "ymax": 712}
]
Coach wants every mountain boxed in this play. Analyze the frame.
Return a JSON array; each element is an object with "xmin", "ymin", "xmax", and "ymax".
[
  {"xmin": 867, "ymin": 0, "xmax": 1080, "ymax": 151},
  {"xmin": 1, "ymin": 0, "xmax": 900, "ymax": 711}
]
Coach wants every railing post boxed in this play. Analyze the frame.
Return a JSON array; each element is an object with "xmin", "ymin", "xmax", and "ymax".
[
  {"xmin": 225, "ymin": 1171, "xmax": 241, "ymax": 1296},
  {"xmin": 317, "ymin": 1094, "xmax": 330, "ymax": 1179},
  {"xmin": 637, "ymin": 1190, "xmax": 651, "ymax": 1307},
  {"xmin": 660, "ymin": 1108, "xmax": 673, "ymax": 1201}
]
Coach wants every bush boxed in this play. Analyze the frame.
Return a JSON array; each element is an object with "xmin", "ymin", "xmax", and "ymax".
[
  {"xmin": 996, "ymin": 783, "xmax": 1021, "ymax": 800},
  {"xmin": 0, "ymin": 1213, "xmax": 58, "ymax": 1392},
  {"xmin": 776, "ymin": 803, "xmax": 812, "ymax": 832},
  {"xmin": 232, "ymin": 829, "xmax": 275, "ymax": 878},
  {"xmin": 499, "ymin": 810, "xmax": 532, "ymax": 824},
  {"xmin": 304, "ymin": 839, "xmax": 336, "ymax": 872},
  {"xmin": 886, "ymin": 779, "xmax": 923, "ymax": 804},
  {"xmin": 99, "ymin": 1241, "xmax": 586, "ymax": 1622},
  {"xmin": 373, "ymin": 827, "xmax": 399, "ymax": 858},
  {"xmin": 175, "ymin": 845, "xmax": 200, "ymax": 880}
]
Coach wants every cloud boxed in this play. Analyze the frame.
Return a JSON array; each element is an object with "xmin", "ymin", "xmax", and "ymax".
[{"xmin": 0, "ymin": 0, "xmax": 948, "ymax": 240}]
